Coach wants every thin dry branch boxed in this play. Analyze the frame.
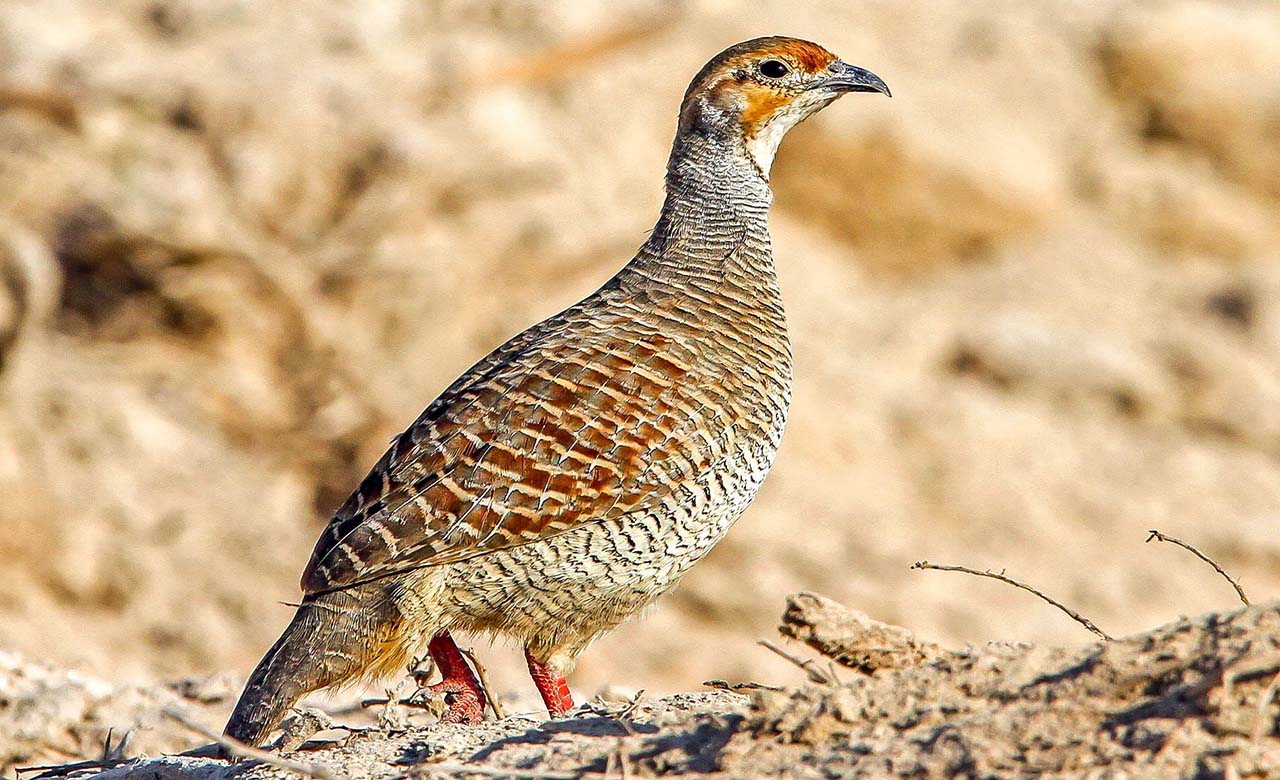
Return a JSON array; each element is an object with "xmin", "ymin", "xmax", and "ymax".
[
  {"xmin": 361, "ymin": 695, "xmax": 428, "ymax": 710},
  {"xmin": 17, "ymin": 730, "xmax": 134, "ymax": 779},
  {"xmin": 703, "ymin": 679, "xmax": 784, "ymax": 692},
  {"xmin": 398, "ymin": 764, "xmax": 586, "ymax": 780},
  {"xmin": 19, "ymin": 758, "xmax": 125, "ymax": 780},
  {"xmin": 459, "ymin": 646, "xmax": 507, "ymax": 720},
  {"xmin": 163, "ymin": 708, "xmax": 339, "ymax": 780},
  {"xmin": 1146, "ymin": 529, "xmax": 1250, "ymax": 606},
  {"xmin": 100, "ymin": 728, "xmax": 130, "ymax": 764},
  {"xmin": 585, "ymin": 688, "xmax": 646, "ymax": 736},
  {"xmin": 758, "ymin": 639, "xmax": 834, "ymax": 684},
  {"xmin": 910, "ymin": 561, "xmax": 1113, "ymax": 641}
]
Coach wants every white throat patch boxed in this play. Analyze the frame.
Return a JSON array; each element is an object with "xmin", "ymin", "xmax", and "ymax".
[{"xmin": 743, "ymin": 91, "xmax": 837, "ymax": 176}]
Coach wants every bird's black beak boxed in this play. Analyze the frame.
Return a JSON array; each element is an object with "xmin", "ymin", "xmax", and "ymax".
[{"xmin": 812, "ymin": 61, "xmax": 891, "ymax": 97}]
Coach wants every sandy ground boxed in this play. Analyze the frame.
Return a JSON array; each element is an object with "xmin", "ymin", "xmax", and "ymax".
[
  {"xmin": 7, "ymin": 594, "xmax": 1279, "ymax": 778},
  {"xmin": 0, "ymin": 0, "xmax": 1279, "ymax": 763}
]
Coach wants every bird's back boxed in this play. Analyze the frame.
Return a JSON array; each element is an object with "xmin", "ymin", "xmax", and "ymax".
[{"xmin": 303, "ymin": 253, "xmax": 792, "ymax": 597}]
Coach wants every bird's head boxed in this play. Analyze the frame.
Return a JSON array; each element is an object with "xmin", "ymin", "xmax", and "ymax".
[{"xmin": 676, "ymin": 37, "xmax": 890, "ymax": 177}]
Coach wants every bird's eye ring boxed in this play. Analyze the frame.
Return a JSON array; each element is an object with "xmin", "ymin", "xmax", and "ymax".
[{"xmin": 758, "ymin": 59, "xmax": 789, "ymax": 79}]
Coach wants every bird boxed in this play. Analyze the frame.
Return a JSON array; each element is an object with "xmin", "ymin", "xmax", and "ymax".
[{"xmin": 224, "ymin": 35, "xmax": 889, "ymax": 747}]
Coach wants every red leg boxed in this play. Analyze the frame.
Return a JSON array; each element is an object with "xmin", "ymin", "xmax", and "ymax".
[
  {"xmin": 525, "ymin": 647, "xmax": 574, "ymax": 718},
  {"xmin": 426, "ymin": 632, "xmax": 486, "ymax": 724}
]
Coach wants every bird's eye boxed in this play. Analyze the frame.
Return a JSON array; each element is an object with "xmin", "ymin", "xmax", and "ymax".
[{"xmin": 758, "ymin": 59, "xmax": 789, "ymax": 79}]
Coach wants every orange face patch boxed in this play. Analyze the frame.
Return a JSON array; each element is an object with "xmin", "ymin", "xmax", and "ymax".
[
  {"xmin": 737, "ymin": 84, "xmax": 792, "ymax": 138},
  {"xmin": 678, "ymin": 37, "xmax": 841, "ymax": 139}
]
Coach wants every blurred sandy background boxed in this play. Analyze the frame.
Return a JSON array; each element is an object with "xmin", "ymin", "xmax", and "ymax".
[{"xmin": 0, "ymin": 0, "xmax": 1278, "ymax": 707}]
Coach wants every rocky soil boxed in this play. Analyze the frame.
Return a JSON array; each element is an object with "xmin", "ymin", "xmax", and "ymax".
[
  {"xmin": 1, "ymin": 0, "xmax": 1279, "ymax": 776},
  {"xmin": 7, "ymin": 594, "xmax": 1280, "ymax": 779}
]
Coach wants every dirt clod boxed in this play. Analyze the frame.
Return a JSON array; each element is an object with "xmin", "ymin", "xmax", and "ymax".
[
  {"xmin": 10, "ymin": 597, "xmax": 1280, "ymax": 779},
  {"xmin": 780, "ymin": 592, "xmax": 946, "ymax": 674}
]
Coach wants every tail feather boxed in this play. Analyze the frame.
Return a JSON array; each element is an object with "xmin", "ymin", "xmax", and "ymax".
[{"xmin": 223, "ymin": 586, "xmax": 402, "ymax": 748}]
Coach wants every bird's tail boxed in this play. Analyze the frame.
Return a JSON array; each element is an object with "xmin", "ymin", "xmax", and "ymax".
[{"xmin": 223, "ymin": 584, "xmax": 406, "ymax": 748}]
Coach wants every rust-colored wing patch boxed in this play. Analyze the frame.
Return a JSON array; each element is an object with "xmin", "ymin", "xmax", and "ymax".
[{"xmin": 301, "ymin": 303, "xmax": 711, "ymax": 595}]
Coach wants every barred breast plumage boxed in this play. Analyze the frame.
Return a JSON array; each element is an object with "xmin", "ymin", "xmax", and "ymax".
[{"xmin": 224, "ymin": 36, "xmax": 888, "ymax": 748}]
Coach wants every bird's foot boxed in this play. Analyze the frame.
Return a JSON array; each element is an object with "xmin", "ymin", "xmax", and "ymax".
[
  {"xmin": 524, "ymin": 647, "xmax": 575, "ymax": 718},
  {"xmin": 426, "ymin": 632, "xmax": 487, "ymax": 724},
  {"xmin": 426, "ymin": 677, "xmax": 486, "ymax": 724}
]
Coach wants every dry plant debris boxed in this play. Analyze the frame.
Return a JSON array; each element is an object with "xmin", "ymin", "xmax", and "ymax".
[
  {"xmin": 9, "ymin": 595, "xmax": 1279, "ymax": 780},
  {"xmin": 910, "ymin": 561, "xmax": 1114, "ymax": 641},
  {"xmin": 1146, "ymin": 529, "xmax": 1252, "ymax": 607}
]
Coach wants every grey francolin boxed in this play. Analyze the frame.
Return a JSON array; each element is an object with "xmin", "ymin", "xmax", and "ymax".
[{"xmin": 225, "ymin": 36, "xmax": 889, "ymax": 746}]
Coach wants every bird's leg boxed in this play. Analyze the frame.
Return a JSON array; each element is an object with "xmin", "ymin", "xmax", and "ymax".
[
  {"xmin": 426, "ymin": 632, "xmax": 486, "ymax": 724},
  {"xmin": 524, "ymin": 647, "xmax": 574, "ymax": 718}
]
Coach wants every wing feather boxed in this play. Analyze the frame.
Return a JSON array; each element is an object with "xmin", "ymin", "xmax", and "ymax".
[{"xmin": 300, "ymin": 300, "xmax": 713, "ymax": 595}]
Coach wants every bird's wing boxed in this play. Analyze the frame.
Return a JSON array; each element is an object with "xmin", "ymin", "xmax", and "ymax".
[{"xmin": 300, "ymin": 300, "xmax": 719, "ymax": 595}]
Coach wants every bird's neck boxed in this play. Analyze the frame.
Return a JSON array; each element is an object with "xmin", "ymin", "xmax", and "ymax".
[{"xmin": 625, "ymin": 132, "xmax": 778, "ymax": 293}]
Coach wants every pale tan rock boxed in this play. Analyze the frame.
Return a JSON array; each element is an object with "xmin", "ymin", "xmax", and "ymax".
[{"xmin": 780, "ymin": 592, "xmax": 944, "ymax": 674}]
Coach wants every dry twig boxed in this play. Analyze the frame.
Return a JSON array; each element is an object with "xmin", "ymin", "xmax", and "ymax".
[
  {"xmin": 19, "ymin": 761, "xmax": 119, "ymax": 780},
  {"xmin": 366, "ymin": 648, "xmax": 505, "ymax": 722},
  {"xmin": 585, "ymin": 688, "xmax": 646, "ymax": 736},
  {"xmin": 703, "ymin": 679, "xmax": 784, "ymax": 692},
  {"xmin": 19, "ymin": 759, "xmax": 121, "ymax": 780},
  {"xmin": 101, "ymin": 729, "xmax": 130, "ymax": 764},
  {"xmin": 1146, "ymin": 529, "xmax": 1250, "ymax": 606},
  {"xmin": 16, "ymin": 730, "xmax": 132, "ymax": 779},
  {"xmin": 361, "ymin": 694, "xmax": 429, "ymax": 710},
  {"xmin": 399, "ymin": 764, "xmax": 587, "ymax": 779},
  {"xmin": 381, "ymin": 683, "xmax": 408, "ymax": 730},
  {"xmin": 910, "ymin": 561, "xmax": 1113, "ymax": 641},
  {"xmin": 612, "ymin": 689, "xmax": 645, "ymax": 725},
  {"xmin": 758, "ymin": 639, "xmax": 834, "ymax": 684},
  {"xmin": 163, "ymin": 708, "xmax": 339, "ymax": 780},
  {"xmin": 459, "ymin": 646, "xmax": 507, "ymax": 720}
]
